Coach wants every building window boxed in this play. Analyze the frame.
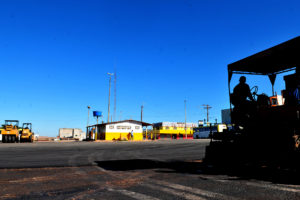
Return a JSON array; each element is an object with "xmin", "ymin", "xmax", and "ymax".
[
  {"xmin": 135, "ymin": 126, "xmax": 140, "ymax": 129},
  {"xmin": 173, "ymin": 127, "xmax": 177, "ymax": 130},
  {"xmin": 165, "ymin": 126, "xmax": 169, "ymax": 130},
  {"xmin": 109, "ymin": 126, "xmax": 114, "ymax": 129}
]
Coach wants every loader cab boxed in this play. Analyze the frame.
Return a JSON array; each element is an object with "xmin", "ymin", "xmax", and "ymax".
[
  {"xmin": 4, "ymin": 120, "xmax": 19, "ymax": 129},
  {"xmin": 22, "ymin": 123, "xmax": 32, "ymax": 132}
]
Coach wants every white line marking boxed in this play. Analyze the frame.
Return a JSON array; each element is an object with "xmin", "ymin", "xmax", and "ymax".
[
  {"xmin": 152, "ymin": 179, "xmax": 241, "ymax": 200},
  {"xmin": 143, "ymin": 183, "xmax": 206, "ymax": 200},
  {"xmin": 244, "ymin": 181, "xmax": 300, "ymax": 193},
  {"xmin": 198, "ymin": 174, "xmax": 300, "ymax": 193},
  {"xmin": 216, "ymin": 179, "xmax": 300, "ymax": 193},
  {"xmin": 107, "ymin": 188, "xmax": 161, "ymax": 200},
  {"xmin": 279, "ymin": 184, "xmax": 300, "ymax": 189}
]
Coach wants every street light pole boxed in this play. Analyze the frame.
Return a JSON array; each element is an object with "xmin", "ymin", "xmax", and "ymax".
[
  {"xmin": 184, "ymin": 100, "xmax": 187, "ymax": 139},
  {"xmin": 141, "ymin": 105, "xmax": 144, "ymax": 122},
  {"xmin": 107, "ymin": 73, "xmax": 114, "ymax": 123},
  {"xmin": 87, "ymin": 106, "xmax": 90, "ymax": 127},
  {"xmin": 87, "ymin": 106, "xmax": 90, "ymax": 140}
]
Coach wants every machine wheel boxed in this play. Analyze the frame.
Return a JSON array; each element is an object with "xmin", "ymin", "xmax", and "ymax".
[
  {"xmin": 11, "ymin": 136, "xmax": 15, "ymax": 143},
  {"xmin": 29, "ymin": 136, "xmax": 32, "ymax": 143},
  {"xmin": 2, "ymin": 135, "xmax": 6, "ymax": 143},
  {"xmin": 8, "ymin": 135, "xmax": 12, "ymax": 143}
]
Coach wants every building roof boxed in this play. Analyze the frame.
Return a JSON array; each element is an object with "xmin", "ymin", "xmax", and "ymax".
[
  {"xmin": 87, "ymin": 120, "xmax": 152, "ymax": 127},
  {"xmin": 228, "ymin": 36, "xmax": 300, "ymax": 75}
]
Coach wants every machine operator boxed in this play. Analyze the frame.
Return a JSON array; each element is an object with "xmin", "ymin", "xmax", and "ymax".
[{"xmin": 232, "ymin": 76, "xmax": 254, "ymax": 107}]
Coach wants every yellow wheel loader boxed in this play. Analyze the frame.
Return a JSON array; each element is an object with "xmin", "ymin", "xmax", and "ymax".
[
  {"xmin": 20, "ymin": 123, "xmax": 34, "ymax": 142},
  {"xmin": 1, "ymin": 120, "xmax": 20, "ymax": 143}
]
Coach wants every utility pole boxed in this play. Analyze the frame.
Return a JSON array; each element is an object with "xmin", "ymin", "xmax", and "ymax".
[
  {"xmin": 141, "ymin": 105, "xmax": 144, "ymax": 122},
  {"xmin": 184, "ymin": 100, "xmax": 187, "ymax": 139},
  {"xmin": 202, "ymin": 104, "xmax": 212, "ymax": 124},
  {"xmin": 87, "ymin": 106, "xmax": 91, "ymax": 127},
  {"xmin": 107, "ymin": 72, "xmax": 114, "ymax": 123}
]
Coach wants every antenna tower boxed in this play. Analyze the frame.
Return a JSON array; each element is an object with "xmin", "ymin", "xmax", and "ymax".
[{"xmin": 113, "ymin": 71, "xmax": 117, "ymax": 122}]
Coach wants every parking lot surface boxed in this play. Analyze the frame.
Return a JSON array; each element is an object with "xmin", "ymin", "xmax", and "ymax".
[{"xmin": 1, "ymin": 140, "xmax": 300, "ymax": 200}]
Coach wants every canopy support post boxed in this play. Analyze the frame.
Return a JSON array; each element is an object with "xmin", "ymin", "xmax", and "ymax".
[
  {"xmin": 228, "ymin": 69, "xmax": 233, "ymax": 117},
  {"xmin": 268, "ymin": 74, "xmax": 277, "ymax": 96}
]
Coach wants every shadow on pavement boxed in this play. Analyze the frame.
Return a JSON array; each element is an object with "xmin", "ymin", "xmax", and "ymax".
[{"xmin": 96, "ymin": 159, "xmax": 300, "ymax": 185}]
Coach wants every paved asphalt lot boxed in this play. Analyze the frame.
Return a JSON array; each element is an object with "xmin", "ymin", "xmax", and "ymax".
[{"xmin": 0, "ymin": 140, "xmax": 300, "ymax": 200}]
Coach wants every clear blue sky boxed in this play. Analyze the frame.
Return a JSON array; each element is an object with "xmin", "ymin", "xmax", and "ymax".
[{"xmin": 1, "ymin": 0, "xmax": 300, "ymax": 136}]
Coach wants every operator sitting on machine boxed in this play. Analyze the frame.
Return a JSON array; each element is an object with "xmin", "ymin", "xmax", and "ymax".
[
  {"xmin": 233, "ymin": 76, "xmax": 254, "ymax": 104},
  {"xmin": 232, "ymin": 76, "xmax": 255, "ymax": 124}
]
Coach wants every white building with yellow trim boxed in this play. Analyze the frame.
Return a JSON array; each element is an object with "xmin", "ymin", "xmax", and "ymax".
[{"xmin": 87, "ymin": 120, "xmax": 152, "ymax": 141}]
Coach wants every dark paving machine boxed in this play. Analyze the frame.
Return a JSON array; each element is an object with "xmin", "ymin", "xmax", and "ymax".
[{"xmin": 206, "ymin": 36, "xmax": 300, "ymax": 166}]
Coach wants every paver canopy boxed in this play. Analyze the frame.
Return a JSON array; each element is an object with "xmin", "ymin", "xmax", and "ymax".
[{"xmin": 228, "ymin": 36, "xmax": 300, "ymax": 84}]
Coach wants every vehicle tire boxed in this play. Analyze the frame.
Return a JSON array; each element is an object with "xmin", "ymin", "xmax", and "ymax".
[
  {"xmin": 29, "ymin": 136, "xmax": 32, "ymax": 143},
  {"xmin": 8, "ymin": 135, "xmax": 11, "ymax": 143},
  {"xmin": 2, "ymin": 135, "xmax": 6, "ymax": 143},
  {"xmin": 12, "ymin": 136, "xmax": 15, "ymax": 143}
]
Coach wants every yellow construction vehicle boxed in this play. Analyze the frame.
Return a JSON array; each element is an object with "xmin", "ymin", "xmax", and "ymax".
[
  {"xmin": 1, "ymin": 120, "xmax": 20, "ymax": 143},
  {"xmin": 20, "ymin": 123, "xmax": 34, "ymax": 142}
]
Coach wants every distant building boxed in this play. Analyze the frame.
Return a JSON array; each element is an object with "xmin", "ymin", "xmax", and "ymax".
[
  {"xmin": 86, "ymin": 120, "xmax": 152, "ymax": 141},
  {"xmin": 221, "ymin": 109, "xmax": 231, "ymax": 124},
  {"xmin": 153, "ymin": 122, "xmax": 197, "ymax": 139},
  {"xmin": 59, "ymin": 128, "xmax": 86, "ymax": 141}
]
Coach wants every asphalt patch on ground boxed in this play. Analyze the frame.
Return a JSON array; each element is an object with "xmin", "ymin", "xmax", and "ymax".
[{"xmin": 96, "ymin": 159, "xmax": 300, "ymax": 185}]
